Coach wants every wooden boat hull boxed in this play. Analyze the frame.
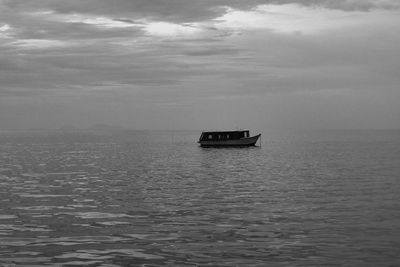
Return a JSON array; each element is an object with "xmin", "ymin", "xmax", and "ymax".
[{"xmin": 199, "ymin": 134, "xmax": 261, "ymax": 147}]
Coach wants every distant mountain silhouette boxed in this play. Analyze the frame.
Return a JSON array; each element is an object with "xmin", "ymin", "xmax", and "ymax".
[
  {"xmin": 86, "ymin": 124, "xmax": 132, "ymax": 135},
  {"xmin": 57, "ymin": 125, "xmax": 81, "ymax": 132}
]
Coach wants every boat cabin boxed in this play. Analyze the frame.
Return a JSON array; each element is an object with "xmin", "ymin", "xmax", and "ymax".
[{"xmin": 199, "ymin": 130, "xmax": 250, "ymax": 142}]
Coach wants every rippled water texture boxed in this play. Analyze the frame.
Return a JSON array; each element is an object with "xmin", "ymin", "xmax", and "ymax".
[{"xmin": 0, "ymin": 130, "xmax": 399, "ymax": 266}]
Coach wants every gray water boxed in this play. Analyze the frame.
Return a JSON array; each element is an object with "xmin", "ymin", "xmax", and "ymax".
[{"xmin": 0, "ymin": 130, "xmax": 399, "ymax": 266}]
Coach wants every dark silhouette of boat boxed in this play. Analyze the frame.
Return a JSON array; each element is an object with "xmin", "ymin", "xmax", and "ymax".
[{"xmin": 198, "ymin": 130, "xmax": 261, "ymax": 147}]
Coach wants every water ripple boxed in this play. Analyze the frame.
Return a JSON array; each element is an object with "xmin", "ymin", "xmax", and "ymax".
[{"xmin": 0, "ymin": 130, "xmax": 399, "ymax": 266}]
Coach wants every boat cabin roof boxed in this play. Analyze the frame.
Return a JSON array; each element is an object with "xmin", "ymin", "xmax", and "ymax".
[{"xmin": 201, "ymin": 130, "xmax": 249, "ymax": 135}]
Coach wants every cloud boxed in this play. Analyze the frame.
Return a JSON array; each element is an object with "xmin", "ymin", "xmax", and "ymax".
[
  {"xmin": 143, "ymin": 21, "xmax": 201, "ymax": 37},
  {"xmin": 1, "ymin": 0, "xmax": 400, "ymax": 129},
  {"xmin": 215, "ymin": 3, "xmax": 400, "ymax": 35},
  {"xmin": 3, "ymin": 0, "xmax": 229, "ymax": 22},
  {"xmin": 1, "ymin": 1, "xmax": 400, "ymax": 94},
  {"xmin": 297, "ymin": 0, "xmax": 400, "ymax": 11},
  {"xmin": 0, "ymin": 23, "xmax": 12, "ymax": 38}
]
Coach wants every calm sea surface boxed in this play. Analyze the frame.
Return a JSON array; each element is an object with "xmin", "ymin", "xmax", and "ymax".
[{"xmin": 0, "ymin": 130, "xmax": 399, "ymax": 266}]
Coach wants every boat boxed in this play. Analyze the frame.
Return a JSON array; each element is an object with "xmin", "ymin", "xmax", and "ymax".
[{"xmin": 198, "ymin": 130, "xmax": 261, "ymax": 147}]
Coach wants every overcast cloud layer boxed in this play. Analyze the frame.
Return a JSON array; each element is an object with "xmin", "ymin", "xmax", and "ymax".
[{"xmin": 1, "ymin": 0, "xmax": 399, "ymax": 130}]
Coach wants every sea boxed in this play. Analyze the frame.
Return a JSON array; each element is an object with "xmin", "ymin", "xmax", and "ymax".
[{"xmin": 0, "ymin": 129, "xmax": 399, "ymax": 266}]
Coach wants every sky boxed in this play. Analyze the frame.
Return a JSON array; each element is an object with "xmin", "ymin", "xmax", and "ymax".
[{"xmin": 1, "ymin": 0, "xmax": 400, "ymax": 130}]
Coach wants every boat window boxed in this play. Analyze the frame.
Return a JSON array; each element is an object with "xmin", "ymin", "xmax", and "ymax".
[
  {"xmin": 218, "ymin": 135, "xmax": 221, "ymax": 139},
  {"xmin": 208, "ymin": 134, "xmax": 212, "ymax": 139},
  {"xmin": 227, "ymin": 134, "xmax": 230, "ymax": 139}
]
